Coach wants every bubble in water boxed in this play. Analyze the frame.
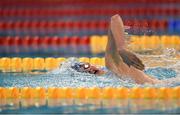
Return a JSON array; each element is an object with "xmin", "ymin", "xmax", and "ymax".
[{"xmin": 163, "ymin": 48, "xmax": 176, "ymax": 58}]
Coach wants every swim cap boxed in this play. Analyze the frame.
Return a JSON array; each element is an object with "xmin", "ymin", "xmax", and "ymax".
[{"xmin": 71, "ymin": 62, "xmax": 88, "ymax": 73}]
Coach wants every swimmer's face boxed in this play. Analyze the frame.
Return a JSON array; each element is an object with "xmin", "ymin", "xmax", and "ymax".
[
  {"xmin": 82, "ymin": 63, "xmax": 100, "ymax": 74},
  {"xmin": 72, "ymin": 62, "xmax": 105, "ymax": 75},
  {"xmin": 84, "ymin": 63, "xmax": 106, "ymax": 75}
]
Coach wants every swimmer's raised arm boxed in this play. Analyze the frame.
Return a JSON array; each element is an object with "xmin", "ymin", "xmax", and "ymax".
[
  {"xmin": 109, "ymin": 14, "xmax": 145, "ymax": 70},
  {"xmin": 105, "ymin": 14, "xmax": 160, "ymax": 84},
  {"xmin": 110, "ymin": 14, "xmax": 126, "ymax": 50}
]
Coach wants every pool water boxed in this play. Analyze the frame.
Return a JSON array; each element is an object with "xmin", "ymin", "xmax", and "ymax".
[
  {"xmin": 1, "ymin": 99, "xmax": 180, "ymax": 114},
  {"xmin": 0, "ymin": 54, "xmax": 180, "ymax": 88}
]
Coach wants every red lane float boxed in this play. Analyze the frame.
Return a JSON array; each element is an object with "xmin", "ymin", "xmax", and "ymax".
[
  {"xmin": 0, "ymin": 21, "xmax": 108, "ymax": 30},
  {"xmin": 0, "ymin": 8, "xmax": 180, "ymax": 17},
  {"xmin": 0, "ymin": 20, "xmax": 167, "ymax": 30},
  {"xmin": 0, "ymin": 36, "xmax": 90, "ymax": 46},
  {"xmin": 0, "ymin": 0, "xmax": 179, "ymax": 7}
]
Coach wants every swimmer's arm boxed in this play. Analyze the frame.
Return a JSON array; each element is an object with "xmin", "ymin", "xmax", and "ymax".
[
  {"xmin": 110, "ymin": 14, "xmax": 126, "ymax": 50},
  {"xmin": 107, "ymin": 28, "xmax": 123, "ymax": 64},
  {"xmin": 110, "ymin": 15, "xmax": 145, "ymax": 70}
]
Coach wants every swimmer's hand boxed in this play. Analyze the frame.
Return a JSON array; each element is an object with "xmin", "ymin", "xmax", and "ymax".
[{"xmin": 110, "ymin": 14, "xmax": 126, "ymax": 50}]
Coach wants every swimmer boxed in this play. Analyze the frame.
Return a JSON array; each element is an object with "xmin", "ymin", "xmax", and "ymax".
[{"xmin": 71, "ymin": 14, "xmax": 160, "ymax": 84}]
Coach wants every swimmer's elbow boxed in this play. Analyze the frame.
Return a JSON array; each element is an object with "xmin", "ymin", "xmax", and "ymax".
[{"xmin": 105, "ymin": 54, "xmax": 112, "ymax": 69}]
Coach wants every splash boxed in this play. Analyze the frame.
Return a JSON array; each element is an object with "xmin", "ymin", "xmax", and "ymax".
[{"xmin": 47, "ymin": 57, "xmax": 139, "ymax": 88}]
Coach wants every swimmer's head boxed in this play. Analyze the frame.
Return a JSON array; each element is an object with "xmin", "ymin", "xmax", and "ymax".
[{"xmin": 71, "ymin": 62, "xmax": 105, "ymax": 75}]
